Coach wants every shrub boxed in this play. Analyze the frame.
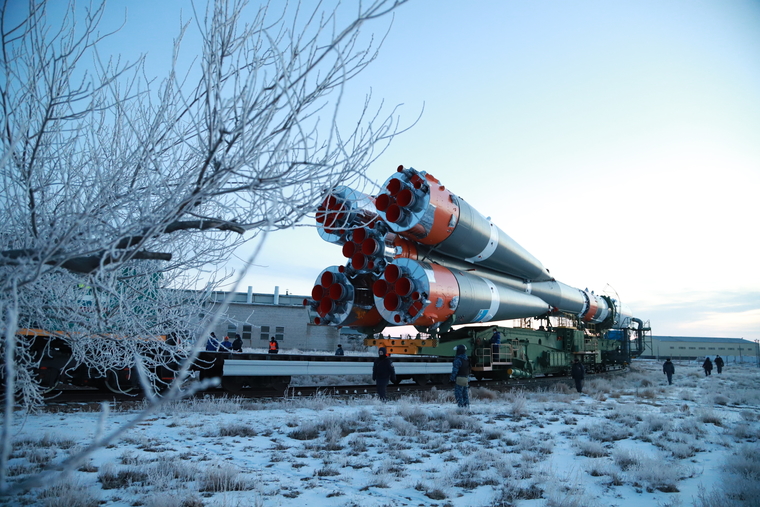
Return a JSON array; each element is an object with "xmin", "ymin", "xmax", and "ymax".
[
  {"xmin": 574, "ymin": 439, "xmax": 608, "ymax": 458},
  {"xmin": 197, "ymin": 462, "xmax": 250, "ymax": 492},
  {"xmin": 98, "ymin": 463, "xmax": 149, "ymax": 489},
  {"xmin": 288, "ymin": 421, "xmax": 320, "ymax": 440},
  {"xmin": 696, "ymin": 408, "xmax": 723, "ymax": 426},
  {"xmin": 219, "ymin": 423, "xmax": 257, "ymax": 437},
  {"xmin": 611, "ymin": 447, "xmax": 641, "ymax": 471},
  {"xmin": 627, "ymin": 456, "xmax": 689, "ymax": 493},
  {"xmin": 37, "ymin": 479, "xmax": 100, "ymax": 507},
  {"xmin": 584, "ymin": 421, "xmax": 631, "ymax": 442}
]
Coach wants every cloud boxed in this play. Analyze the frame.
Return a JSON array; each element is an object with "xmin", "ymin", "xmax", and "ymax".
[{"xmin": 638, "ymin": 291, "xmax": 760, "ymax": 339}]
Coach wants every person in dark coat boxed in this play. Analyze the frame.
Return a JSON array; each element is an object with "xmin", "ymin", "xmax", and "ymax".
[
  {"xmin": 490, "ymin": 330, "xmax": 501, "ymax": 362},
  {"xmin": 232, "ymin": 334, "xmax": 243, "ymax": 352},
  {"xmin": 372, "ymin": 347, "xmax": 396, "ymax": 401},
  {"xmin": 268, "ymin": 337, "xmax": 279, "ymax": 354},
  {"xmin": 714, "ymin": 355, "xmax": 724, "ymax": 374},
  {"xmin": 450, "ymin": 344, "xmax": 470, "ymax": 408},
  {"xmin": 205, "ymin": 332, "xmax": 220, "ymax": 351},
  {"xmin": 702, "ymin": 357, "xmax": 713, "ymax": 376},
  {"xmin": 335, "ymin": 344, "xmax": 344, "ymax": 356},
  {"xmin": 571, "ymin": 358, "xmax": 585, "ymax": 393},
  {"xmin": 663, "ymin": 358, "xmax": 675, "ymax": 385}
]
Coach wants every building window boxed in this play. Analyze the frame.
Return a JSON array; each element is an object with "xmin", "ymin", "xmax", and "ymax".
[
  {"xmin": 728, "ymin": 348, "xmax": 735, "ymax": 350},
  {"xmin": 718, "ymin": 347, "xmax": 725, "ymax": 350},
  {"xmin": 261, "ymin": 325, "xmax": 270, "ymax": 340},
  {"xmin": 699, "ymin": 347, "xmax": 705, "ymax": 350},
  {"xmin": 708, "ymin": 347, "xmax": 715, "ymax": 350},
  {"xmin": 688, "ymin": 347, "xmax": 695, "ymax": 350},
  {"xmin": 669, "ymin": 346, "xmax": 674, "ymax": 349},
  {"xmin": 678, "ymin": 347, "xmax": 685, "ymax": 349},
  {"xmin": 275, "ymin": 326, "xmax": 284, "ymax": 341},
  {"xmin": 227, "ymin": 323, "xmax": 237, "ymax": 338},
  {"xmin": 242, "ymin": 324, "xmax": 252, "ymax": 341}
]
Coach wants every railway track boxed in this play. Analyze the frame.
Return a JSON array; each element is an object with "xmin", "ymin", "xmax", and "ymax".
[{"xmin": 39, "ymin": 367, "xmax": 628, "ymax": 409}]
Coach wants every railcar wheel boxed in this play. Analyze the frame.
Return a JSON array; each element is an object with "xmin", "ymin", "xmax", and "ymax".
[
  {"xmin": 221, "ymin": 376, "xmax": 245, "ymax": 394},
  {"xmin": 413, "ymin": 374, "xmax": 430, "ymax": 386},
  {"xmin": 103, "ymin": 371, "xmax": 136, "ymax": 394}
]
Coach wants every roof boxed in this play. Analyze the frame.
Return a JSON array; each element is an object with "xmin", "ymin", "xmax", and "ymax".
[{"xmin": 652, "ymin": 336, "xmax": 751, "ymax": 344}]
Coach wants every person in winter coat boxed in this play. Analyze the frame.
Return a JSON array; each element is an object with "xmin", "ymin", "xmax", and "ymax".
[
  {"xmin": 372, "ymin": 347, "xmax": 396, "ymax": 401},
  {"xmin": 571, "ymin": 358, "xmax": 585, "ymax": 393},
  {"xmin": 220, "ymin": 336, "xmax": 233, "ymax": 351},
  {"xmin": 205, "ymin": 332, "xmax": 220, "ymax": 351},
  {"xmin": 335, "ymin": 344, "xmax": 345, "ymax": 356},
  {"xmin": 450, "ymin": 344, "xmax": 470, "ymax": 408},
  {"xmin": 663, "ymin": 358, "xmax": 675, "ymax": 385},
  {"xmin": 232, "ymin": 334, "xmax": 243, "ymax": 352},
  {"xmin": 702, "ymin": 357, "xmax": 713, "ymax": 376},
  {"xmin": 714, "ymin": 355, "xmax": 724, "ymax": 374},
  {"xmin": 490, "ymin": 330, "xmax": 501, "ymax": 362},
  {"xmin": 268, "ymin": 338, "xmax": 279, "ymax": 354}
]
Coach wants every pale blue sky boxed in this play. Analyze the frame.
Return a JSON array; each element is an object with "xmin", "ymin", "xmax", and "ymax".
[{"xmin": 28, "ymin": 0, "xmax": 760, "ymax": 339}]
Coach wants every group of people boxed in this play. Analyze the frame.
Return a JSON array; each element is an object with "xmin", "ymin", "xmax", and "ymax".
[
  {"xmin": 662, "ymin": 355, "xmax": 725, "ymax": 384},
  {"xmin": 205, "ymin": 332, "xmax": 244, "ymax": 352}
]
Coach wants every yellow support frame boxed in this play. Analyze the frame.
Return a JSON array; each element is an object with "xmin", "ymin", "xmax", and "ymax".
[{"xmin": 364, "ymin": 336, "xmax": 439, "ymax": 355}]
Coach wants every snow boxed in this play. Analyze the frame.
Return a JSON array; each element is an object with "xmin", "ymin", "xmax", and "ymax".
[{"xmin": 4, "ymin": 359, "xmax": 759, "ymax": 507}]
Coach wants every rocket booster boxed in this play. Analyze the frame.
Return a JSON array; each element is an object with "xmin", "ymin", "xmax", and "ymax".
[
  {"xmin": 305, "ymin": 166, "xmax": 634, "ymax": 333},
  {"xmin": 371, "ymin": 258, "xmax": 551, "ymax": 328},
  {"xmin": 375, "ymin": 166, "xmax": 552, "ymax": 282}
]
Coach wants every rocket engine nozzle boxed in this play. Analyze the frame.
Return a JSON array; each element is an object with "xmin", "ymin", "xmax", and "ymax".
[
  {"xmin": 304, "ymin": 267, "xmax": 385, "ymax": 328},
  {"xmin": 316, "ymin": 186, "xmax": 379, "ymax": 245}
]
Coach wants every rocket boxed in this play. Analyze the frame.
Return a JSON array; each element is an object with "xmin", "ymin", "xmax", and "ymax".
[{"xmin": 305, "ymin": 166, "xmax": 632, "ymax": 333}]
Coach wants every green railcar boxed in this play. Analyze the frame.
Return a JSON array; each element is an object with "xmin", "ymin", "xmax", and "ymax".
[{"xmin": 421, "ymin": 324, "xmax": 631, "ymax": 380}]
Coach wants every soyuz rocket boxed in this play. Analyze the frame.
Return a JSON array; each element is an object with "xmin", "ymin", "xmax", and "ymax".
[{"xmin": 305, "ymin": 166, "xmax": 633, "ymax": 334}]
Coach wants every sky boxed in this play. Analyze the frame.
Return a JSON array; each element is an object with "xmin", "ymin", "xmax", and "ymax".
[
  {"xmin": 237, "ymin": 0, "xmax": 760, "ymax": 340},
  {"xmin": 24, "ymin": 0, "xmax": 760, "ymax": 340}
]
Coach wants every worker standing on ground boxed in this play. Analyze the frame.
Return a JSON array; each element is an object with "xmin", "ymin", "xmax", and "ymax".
[
  {"xmin": 571, "ymin": 358, "xmax": 585, "ymax": 393},
  {"xmin": 335, "ymin": 344, "xmax": 344, "ymax": 356},
  {"xmin": 663, "ymin": 358, "xmax": 675, "ymax": 385},
  {"xmin": 269, "ymin": 337, "xmax": 279, "ymax": 354},
  {"xmin": 714, "ymin": 355, "xmax": 724, "ymax": 374},
  {"xmin": 702, "ymin": 356, "xmax": 713, "ymax": 376},
  {"xmin": 372, "ymin": 347, "xmax": 395, "ymax": 401},
  {"xmin": 450, "ymin": 345, "xmax": 470, "ymax": 409}
]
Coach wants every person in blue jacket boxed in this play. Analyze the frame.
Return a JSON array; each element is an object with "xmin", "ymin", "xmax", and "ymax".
[
  {"xmin": 490, "ymin": 329, "xmax": 501, "ymax": 362},
  {"xmin": 205, "ymin": 332, "xmax": 220, "ymax": 351},
  {"xmin": 450, "ymin": 345, "xmax": 470, "ymax": 408}
]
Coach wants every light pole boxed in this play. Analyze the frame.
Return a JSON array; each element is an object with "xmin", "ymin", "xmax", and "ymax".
[{"xmin": 755, "ymin": 339, "xmax": 759, "ymax": 368}]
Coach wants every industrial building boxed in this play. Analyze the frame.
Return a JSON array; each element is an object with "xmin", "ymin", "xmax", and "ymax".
[
  {"xmin": 643, "ymin": 336, "xmax": 759, "ymax": 363},
  {"xmin": 204, "ymin": 287, "xmax": 365, "ymax": 352}
]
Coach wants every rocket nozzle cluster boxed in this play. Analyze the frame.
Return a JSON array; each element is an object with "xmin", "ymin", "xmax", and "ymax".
[{"xmin": 305, "ymin": 166, "xmax": 633, "ymax": 333}]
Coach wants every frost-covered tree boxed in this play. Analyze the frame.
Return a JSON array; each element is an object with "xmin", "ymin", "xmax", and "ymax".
[{"xmin": 0, "ymin": 0, "xmax": 408, "ymax": 493}]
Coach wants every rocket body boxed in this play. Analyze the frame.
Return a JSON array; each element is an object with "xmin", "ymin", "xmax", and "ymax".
[{"xmin": 305, "ymin": 166, "xmax": 634, "ymax": 333}]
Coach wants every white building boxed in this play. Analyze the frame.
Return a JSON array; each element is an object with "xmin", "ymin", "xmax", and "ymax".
[
  {"xmin": 643, "ymin": 336, "xmax": 759, "ymax": 363},
  {"xmin": 204, "ymin": 287, "xmax": 358, "ymax": 352}
]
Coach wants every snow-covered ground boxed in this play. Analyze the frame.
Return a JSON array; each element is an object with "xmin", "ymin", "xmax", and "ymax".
[{"xmin": 3, "ymin": 359, "xmax": 759, "ymax": 507}]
